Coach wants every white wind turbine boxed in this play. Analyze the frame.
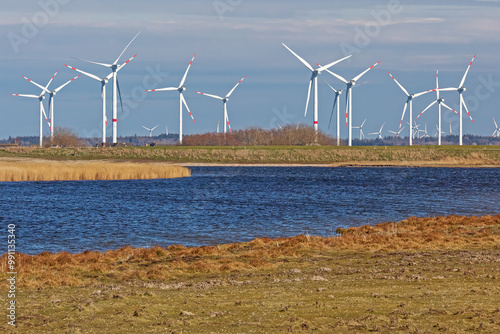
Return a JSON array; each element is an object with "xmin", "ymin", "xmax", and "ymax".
[
  {"xmin": 146, "ymin": 54, "xmax": 197, "ymax": 144},
  {"xmin": 415, "ymin": 68, "xmax": 458, "ymax": 146},
  {"xmin": 436, "ymin": 55, "xmax": 476, "ymax": 146},
  {"xmin": 46, "ymin": 74, "xmax": 81, "ymax": 140},
  {"xmin": 492, "ymin": 118, "xmax": 500, "ymax": 137},
  {"xmin": 72, "ymin": 31, "xmax": 140, "ymax": 144},
  {"xmin": 10, "ymin": 72, "xmax": 56, "ymax": 147},
  {"xmin": 388, "ymin": 71, "xmax": 432, "ymax": 146},
  {"xmin": 282, "ymin": 43, "xmax": 351, "ymax": 140},
  {"xmin": 368, "ymin": 122, "xmax": 385, "ymax": 139},
  {"xmin": 65, "ymin": 57, "xmax": 135, "ymax": 146},
  {"xmin": 388, "ymin": 125, "xmax": 405, "ymax": 137},
  {"xmin": 434, "ymin": 124, "xmax": 446, "ymax": 138},
  {"xmin": 195, "ymin": 75, "xmax": 246, "ymax": 134},
  {"xmin": 322, "ymin": 61, "xmax": 381, "ymax": 146},
  {"xmin": 352, "ymin": 119, "xmax": 367, "ymax": 140},
  {"xmin": 142, "ymin": 125, "xmax": 159, "ymax": 137}
]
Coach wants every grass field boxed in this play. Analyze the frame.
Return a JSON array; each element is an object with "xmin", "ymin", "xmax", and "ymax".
[
  {"xmin": 1, "ymin": 145, "xmax": 500, "ymax": 166},
  {"xmin": 0, "ymin": 158, "xmax": 190, "ymax": 181},
  {"xmin": 1, "ymin": 215, "xmax": 499, "ymax": 333}
]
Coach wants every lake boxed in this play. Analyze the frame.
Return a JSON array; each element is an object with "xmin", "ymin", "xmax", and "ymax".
[{"xmin": 1, "ymin": 167, "xmax": 499, "ymax": 254}]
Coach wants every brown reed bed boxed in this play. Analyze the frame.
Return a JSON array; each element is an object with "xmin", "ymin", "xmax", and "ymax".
[
  {"xmin": 0, "ymin": 158, "xmax": 190, "ymax": 181},
  {"xmin": 2, "ymin": 214, "xmax": 498, "ymax": 289}
]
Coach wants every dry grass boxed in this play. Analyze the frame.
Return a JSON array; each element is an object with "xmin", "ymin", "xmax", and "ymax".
[
  {"xmin": 1, "ymin": 215, "xmax": 499, "ymax": 333},
  {"xmin": 1, "ymin": 214, "xmax": 498, "ymax": 289},
  {"xmin": 0, "ymin": 158, "xmax": 190, "ymax": 181}
]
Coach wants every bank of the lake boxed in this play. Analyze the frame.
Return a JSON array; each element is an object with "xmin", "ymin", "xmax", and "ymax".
[{"xmin": 2, "ymin": 145, "xmax": 500, "ymax": 167}]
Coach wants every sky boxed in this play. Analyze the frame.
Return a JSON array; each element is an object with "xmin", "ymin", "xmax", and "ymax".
[{"xmin": 1, "ymin": 0, "xmax": 500, "ymax": 141}]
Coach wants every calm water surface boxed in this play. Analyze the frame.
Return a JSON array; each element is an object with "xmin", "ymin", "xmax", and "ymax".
[{"xmin": 1, "ymin": 167, "xmax": 499, "ymax": 254}]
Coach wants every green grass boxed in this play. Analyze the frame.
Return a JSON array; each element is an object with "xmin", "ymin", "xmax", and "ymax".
[{"xmin": 2, "ymin": 145, "xmax": 500, "ymax": 165}]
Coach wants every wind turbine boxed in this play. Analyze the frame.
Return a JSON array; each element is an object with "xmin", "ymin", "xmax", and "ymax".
[
  {"xmin": 388, "ymin": 71, "xmax": 432, "ymax": 146},
  {"xmin": 10, "ymin": 72, "xmax": 57, "ymax": 147},
  {"xmin": 146, "ymin": 53, "xmax": 197, "ymax": 144},
  {"xmin": 434, "ymin": 124, "xmax": 446, "ymax": 138},
  {"xmin": 323, "ymin": 61, "xmax": 381, "ymax": 146},
  {"xmin": 449, "ymin": 121, "xmax": 453, "ymax": 136},
  {"xmin": 46, "ymin": 74, "xmax": 81, "ymax": 140},
  {"xmin": 388, "ymin": 126, "xmax": 405, "ymax": 137},
  {"xmin": 368, "ymin": 122, "xmax": 385, "ymax": 139},
  {"xmin": 65, "ymin": 58, "xmax": 134, "ymax": 146},
  {"xmin": 415, "ymin": 68, "xmax": 458, "ymax": 145},
  {"xmin": 195, "ymin": 75, "xmax": 246, "ymax": 134},
  {"xmin": 142, "ymin": 125, "xmax": 159, "ymax": 137},
  {"xmin": 437, "ymin": 55, "xmax": 476, "ymax": 145},
  {"xmin": 352, "ymin": 119, "xmax": 367, "ymax": 140},
  {"xmin": 282, "ymin": 43, "xmax": 351, "ymax": 140},
  {"xmin": 492, "ymin": 118, "xmax": 500, "ymax": 137},
  {"xmin": 72, "ymin": 31, "xmax": 140, "ymax": 144}
]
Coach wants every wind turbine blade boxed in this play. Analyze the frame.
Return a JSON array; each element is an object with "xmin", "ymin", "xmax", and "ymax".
[
  {"xmin": 361, "ymin": 119, "xmax": 366, "ymax": 127},
  {"xmin": 113, "ymin": 31, "xmax": 141, "ymax": 65},
  {"xmin": 226, "ymin": 114, "xmax": 232, "ymax": 133},
  {"xmin": 416, "ymin": 100, "xmax": 438, "ymax": 120},
  {"xmin": 324, "ymin": 68, "xmax": 348, "ymax": 84},
  {"xmin": 41, "ymin": 103, "xmax": 51, "ymax": 129},
  {"xmin": 436, "ymin": 67, "xmax": 440, "ymax": 99},
  {"xmin": 145, "ymin": 87, "xmax": 178, "ymax": 92},
  {"xmin": 413, "ymin": 90, "xmax": 433, "ymax": 98},
  {"xmin": 282, "ymin": 43, "xmax": 314, "ymax": 72},
  {"xmin": 388, "ymin": 71, "xmax": 409, "ymax": 97},
  {"xmin": 72, "ymin": 57, "xmax": 112, "ymax": 68},
  {"xmin": 380, "ymin": 122, "xmax": 385, "ymax": 132},
  {"xmin": 304, "ymin": 76, "xmax": 313, "ymax": 117},
  {"xmin": 116, "ymin": 76, "xmax": 124, "ymax": 113},
  {"xmin": 142, "ymin": 126, "xmax": 150, "ymax": 131},
  {"xmin": 461, "ymin": 94, "xmax": 474, "ymax": 123},
  {"xmin": 317, "ymin": 55, "xmax": 352, "ymax": 72},
  {"xmin": 441, "ymin": 102, "xmax": 458, "ymax": 115},
  {"xmin": 152, "ymin": 125, "xmax": 159, "ymax": 131},
  {"xmin": 181, "ymin": 93, "xmax": 195, "ymax": 122},
  {"xmin": 21, "ymin": 75, "xmax": 51, "ymax": 94},
  {"xmin": 179, "ymin": 53, "xmax": 196, "ymax": 87},
  {"xmin": 117, "ymin": 54, "xmax": 138, "ymax": 72},
  {"xmin": 353, "ymin": 61, "xmax": 381, "ymax": 82},
  {"xmin": 319, "ymin": 74, "xmax": 337, "ymax": 93},
  {"xmin": 398, "ymin": 102, "xmax": 408, "ymax": 132},
  {"xmin": 328, "ymin": 93, "xmax": 338, "ymax": 129},
  {"xmin": 10, "ymin": 93, "xmax": 38, "ymax": 98},
  {"xmin": 45, "ymin": 70, "xmax": 59, "ymax": 90},
  {"xmin": 494, "ymin": 118, "xmax": 498, "ymax": 129},
  {"xmin": 54, "ymin": 74, "xmax": 80, "ymax": 93},
  {"xmin": 64, "ymin": 64, "xmax": 101, "ymax": 81},
  {"xmin": 195, "ymin": 91, "xmax": 223, "ymax": 100},
  {"xmin": 459, "ymin": 54, "xmax": 476, "ymax": 88},
  {"xmin": 226, "ymin": 76, "xmax": 246, "ymax": 97}
]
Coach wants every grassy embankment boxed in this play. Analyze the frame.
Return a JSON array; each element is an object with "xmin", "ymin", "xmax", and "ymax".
[
  {"xmin": 1, "ymin": 215, "xmax": 499, "ymax": 333},
  {"xmin": 2, "ymin": 145, "xmax": 500, "ymax": 166},
  {"xmin": 0, "ymin": 159, "xmax": 190, "ymax": 181}
]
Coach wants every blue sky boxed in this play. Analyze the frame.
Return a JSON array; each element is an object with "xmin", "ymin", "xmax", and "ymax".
[{"xmin": 1, "ymin": 0, "xmax": 500, "ymax": 140}]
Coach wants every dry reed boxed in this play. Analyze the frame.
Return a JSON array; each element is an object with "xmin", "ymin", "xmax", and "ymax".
[{"xmin": 0, "ymin": 159, "xmax": 190, "ymax": 181}]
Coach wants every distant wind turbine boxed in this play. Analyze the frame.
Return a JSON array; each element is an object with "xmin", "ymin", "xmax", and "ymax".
[
  {"xmin": 195, "ymin": 75, "xmax": 246, "ymax": 134},
  {"xmin": 146, "ymin": 53, "xmax": 197, "ymax": 144},
  {"xmin": 142, "ymin": 125, "xmax": 159, "ymax": 137},
  {"xmin": 368, "ymin": 122, "xmax": 385, "ymax": 139}
]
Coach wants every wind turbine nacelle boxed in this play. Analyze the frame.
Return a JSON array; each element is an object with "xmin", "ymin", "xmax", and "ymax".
[{"xmin": 179, "ymin": 86, "xmax": 186, "ymax": 92}]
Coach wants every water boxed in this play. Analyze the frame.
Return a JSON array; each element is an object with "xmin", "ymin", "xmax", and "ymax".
[{"xmin": 1, "ymin": 167, "xmax": 499, "ymax": 254}]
